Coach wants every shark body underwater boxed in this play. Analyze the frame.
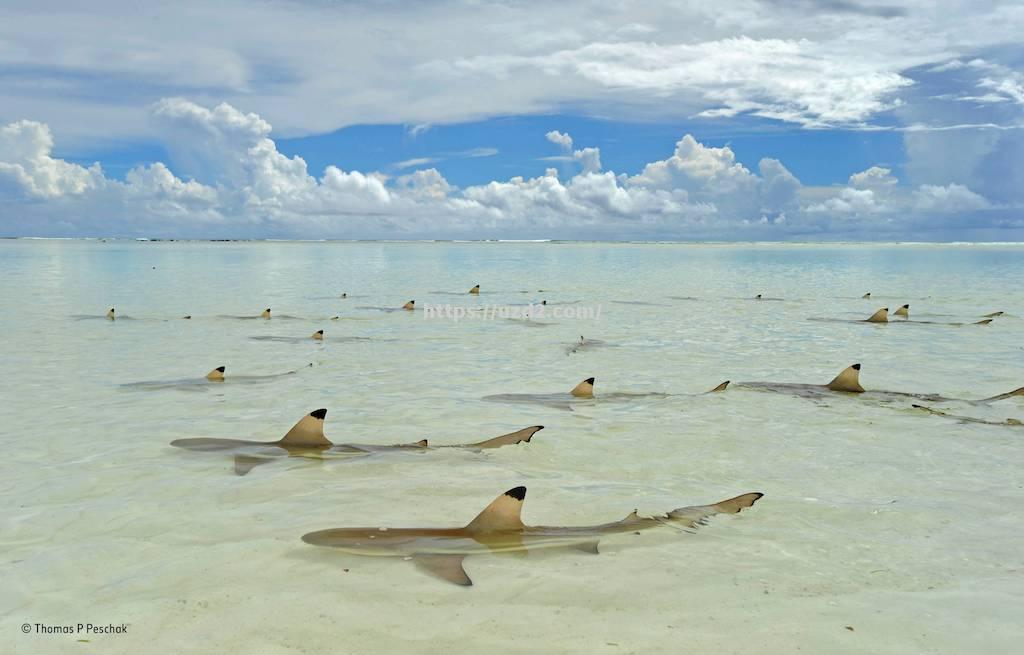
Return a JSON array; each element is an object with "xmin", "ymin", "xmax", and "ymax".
[
  {"xmin": 565, "ymin": 336, "xmax": 609, "ymax": 355},
  {"xmin": 717, "ymin": 364, "xmax": 1023, "ymax": 406},
  {"xmin": 121, "ymin": 365, "xmax": 311, "ymax": 391},
  {"xmin": 301, "ymin": 486, "xmax": 763, "ymax": 586},
  {"xmin": 481, "ymin": 377, "xmax": 727, "ymax": 411},
  {"xmin": 248, "ymin": 330, "xmax": 369, "ymax": 344},
  {"xmin": 170, "ymin": 409, "xmax": 544, "ymax": 475},
  {"xmin": 810, "ymin": 307, "xmax": 995, "ymax": 326}
]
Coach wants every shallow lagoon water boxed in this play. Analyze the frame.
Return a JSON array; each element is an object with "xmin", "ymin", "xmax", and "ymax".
[{"xmin": 1, "ymin": 240, "xmax": 1022, "ymax": 654}]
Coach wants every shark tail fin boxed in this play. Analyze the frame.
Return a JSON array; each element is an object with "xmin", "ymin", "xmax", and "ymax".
[
  {"xmin": 469, "ymin": 426, "xmax": 544, "ymax": 449},
  {"xmin": 570, "ymin": 377, "xmax": 595, "ymax": 397},
  {"xmin": 826, "ymin": 364, "xmax": 865, "ymax": 393},
  {"xmin": 708, "ymin": 381, "xmax": 730, "ymax": 393},
  {"xmin": 978, "ymin": 387, "xmax": 1024, "ymax": 403},
  {"xmin": 277, "ymin": 409, "xmax": 331, "ymax": 447},
  {"xmin": 206, "ymin": 366, "xmax": 226, "ymax": 381},
  {"xmin": 465, "ymin": 486, "xmax": 526, "ymax": 533},
  {"xmin": 974, "ymin": 319, "xmax": 993, "ymax": 325},
  {"xmin": 866, "ymin": 307, "xmax": 889, "ymax": 323},
  {"xmin": 667, "ymin": 492, "xmax": 763, "ymax": 529}
]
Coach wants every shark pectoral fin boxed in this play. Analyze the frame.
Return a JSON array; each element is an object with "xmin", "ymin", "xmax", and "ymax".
[
  {"xmin": 412, "ymin": 554, "xmax": 473, "ymax": 586},
  {"xmin": 569, "ymin": 540, "xmax": 600, "ymax": 554},
  {"xmin": 234, "ymin": 454, "xmax": 275, "ymax": 476},
  {"xmin": 470, "ymin": 425, "xmax": 544, "ymax": 449}
]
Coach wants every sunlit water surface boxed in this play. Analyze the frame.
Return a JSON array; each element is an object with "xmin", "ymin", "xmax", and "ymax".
[{"xmin": 2, "ymin": 241, "xmax": 1022, "ymax": 654}]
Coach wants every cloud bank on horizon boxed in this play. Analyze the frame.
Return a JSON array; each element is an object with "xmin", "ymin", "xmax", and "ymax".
[{"xmin": 0, "ymin": 0, "xmax": 1022, "ymax": 239}]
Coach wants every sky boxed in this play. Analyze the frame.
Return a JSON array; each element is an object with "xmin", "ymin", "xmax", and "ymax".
[{"xmin": 1, "ymin": 0, "xmax": 1022, "ymax": 240}]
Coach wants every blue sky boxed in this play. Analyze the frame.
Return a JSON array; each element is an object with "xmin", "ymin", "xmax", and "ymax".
[{"xmin": 1, "ymin": 1, "xmax": 1022, "ymax": 240}]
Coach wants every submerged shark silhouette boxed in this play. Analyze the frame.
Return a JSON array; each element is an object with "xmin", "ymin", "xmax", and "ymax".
[
  {"xmin": 122, "ymin": 364, "xmax": 312, "ymax": 391},
  {"xmin": 717, "ymin": 364, "xmax": 1023, "ymax": 405},
  {"xmin": 301, "ymin": 486, "xmax": 763, "ymax": 586},
  {"xmin": 565, "ymin": 336, "xmax": 609, "ymax": 356},
  {"xmin": 912, "ymin": 405, "xmax": 1023, "ymax": 427},
  {"xmin": 481, "ymin": 377, "xmax": 681, "ymax": 410},
  {"xmin": 170, "ymin": 409, "xmax": 543, "ymax": 475},
  {"xmin": 249, "ymin": 330, "xmax": 369, "ymax": 343}
]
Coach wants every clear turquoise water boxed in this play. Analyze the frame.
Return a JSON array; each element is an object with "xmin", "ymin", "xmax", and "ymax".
[{"xmin": 2, "ymin": 240, "xmax": 1022, "ymax": 654}]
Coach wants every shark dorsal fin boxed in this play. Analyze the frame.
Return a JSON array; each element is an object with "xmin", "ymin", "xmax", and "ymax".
[
  {"xmin": 413, "ymin": 439, "xmax": 428, "ymax": 447},
  {"xmin": 866, "ymin": 308, "xmax": 888, "ymax": 323},
  {"xmin": 975, "ymin": 319, "xmax": 993, "ymax": 325},
  {"xmin": 893, "ymin": 304, "xmax": 909, "ymax": 317},
  {"xmin": 277, "ymin": 409, "xmax": 332, "ymax": 447},
  {"xmin": 469, "ymin": 285, "xmax": 480, "ymax": 294},
  {"xmin": 261, "ymin": 308, "xmax": 271, "ymax": 319},
  {"xmin": 206, "ymin": 366, "xmax": 226, "ymax": 381},
  {"xmin": 862, "ymin": 292, "xmax": 871, "ymax": 299},
  {"xmin": 182, "ymin": 315, "xmax": 192, "ymax": 319},
  {"xmin": 570, "ymin": 377, "xmax": 595, "ymax": 397},
  {"xmin": 982, "ymin": 311, "xmax": 1003, "ymax": 318},
  {"xmin": 465, "ymin": 486, "xmax": 526, "ymax": 533},
  {"xmin": 312, "ymin": 330, "xmax": 324, "ymax": 340},
  {"xmin": 826, "ymin": 364, "xmax": 864, "ymax": 393},
  {"xmin": 106, "ymin": 308, "xmax": 116, "ymax": 320},
  {"xmin": 755, "ymin": 294, "xmax": 762, "ymax": 299},
  {"xmin": 403, "ymin": 300, "xmax": 415, "ymax": 310},
  {"xmin": 1008, "ymin": 418, "xmax": 1022, "ymax": 426},
  {"xmin": 708, "ymin": 381, "xmax": 730, "ymax": 393}
]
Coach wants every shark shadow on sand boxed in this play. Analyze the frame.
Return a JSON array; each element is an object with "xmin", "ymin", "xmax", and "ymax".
[
  {"xmin": 301, "ymin": 486, "xmax": 762, "ymax": 586},
  {"xmin": 170, "ymin": 409, "xmax": 544, "ymax": 475}
]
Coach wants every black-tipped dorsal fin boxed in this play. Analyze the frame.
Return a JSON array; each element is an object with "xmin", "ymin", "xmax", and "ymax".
[
  {"xmin": 312, "ymin": 329, "xmax": 324, "ymax": 340},
  {"xmin": 469, "ymin": 284, "xmax": 480, "ymax": 294},
  {"xmin": 862, "ymin": 292, "xmax": 871, "ymax": 299},
  {"xmin": 866, "ymin": 307, "xmax": 888, "ymax": 323},
  {"xmin": 277, "ymin": 409, "xmax": 332, "ymax": 447},
  {"xmin": 469, "ymin": 426, "xmax": 543, "ymax": 449},
  {"xmin": 708, "ymin": 381, "xmax": 730, "ymax": 393},
  {"xmin": 412, "ymin": 554, "xmax": 472, "ymax": 586},
  {"xmin": 261, "ymin": 308, "xmax": 271, "ymax": 319},
  {"xmin": 465, "ymin": 487, "xmax": 526, "ymax": 533},
  {"xmin": 826, "ymin": 364, "xmax": 864, "ymax": 393},
  {"xmin": 570, "ymin": 377, "xmax": 595, "ymax": 397},
  {"xmin": 206, "ymin": 366, "xmax": 226, "ymax": 381},
  {"xmin": 893, "ymin": 304, "xmax": 909, "ymax": 317},
  {"xmin": 106, "ymin": 308, "xmax": 116, "ymax": 319},
  {"xmin": 403, "ymin": 300, "xmax": 415, "ymax": 310}
]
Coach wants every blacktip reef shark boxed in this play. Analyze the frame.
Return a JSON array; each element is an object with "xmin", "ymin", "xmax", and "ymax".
[
  {"xmin": 716, "ymin": 363, "xmax": 1023, "ymax": 406},
  {"xmin": 482, "ymin": 377, "xmax": 712, "ymax": 411},
  {"xmin": 221, "ymin": 308, "xmax": 305, "ymax": 320},
  {"xmin": 912, "ymin": 405, "xmax": 1023, "ymax": 427},
  {"xmin": 565, "ymin": 335, "xmax": 609, "ymax": 356},
  {"xmin": 249, "ymin": 329, "xmax": 369, "ymax": 344},
  {"xmin": 356, "ymin": 300, "xmax": 416, "ymax": 312},
  {"xmin": 170, "ymin": 409, "xmax": 544, "ymax": 475},
  {"xmin": 301, "ymin": 486, "xmax": 763, "ymax": 586},
  {"xmin": 810, "ymin": 307, "xmax": 994, "ymax": 326},
  {"xmin": 121, "ymin": 364, "xmax": 313, "ymax": 391}
]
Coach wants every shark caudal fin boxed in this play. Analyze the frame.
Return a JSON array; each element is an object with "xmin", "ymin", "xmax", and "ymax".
[
  {"xmin": 708, "ymin": 381, "xmax": 730, "ymax": 393},
  {"xmin": 206, "ymin": 366, "xmax": 226, "ymax": 381},
  {"xmin": 570, "ymin": 377, "xmax": 595, "ymax": 398},
  {"xmin": 465, "ymin": 486, "xmax": 527, "ymax": 533},
  {"xmin": 982, "ymin": 311, "xmax": 1003, "ymax": 318},
  {"xmin": 469, "ymin": 285, "xmax": 480, "ymax": 294},
  {"xmin": 977, "ymin": 387, "xmax": 1024, "ymax": 403},
  {"xmin": 106, "ymin": 308, "xmax": 116, "ymax": 320},
  {"xmin": 862, "ymin": 292, "xmax": 871, "ymax": 299},
  {"xmin": 974, "ymin": 319, "xmax": 993, "ymax": 325},
  {"xmin": 403, "ymin": 300, "xmax": 415, "ymax": 310},
  {"xmin": 277, "ymin": 409, "xmax": 332, "ymax": 447},
  {"xmin": 312, "ymin": 330, "xmax": 324, "ymax": 340},
  {"xmin": 866, "ymin": 308, "xmax": 889, "ymax": 323},
  {"xmin": 261, "ymin": 308, "xmax": 271, "ymax": 319},
  {"xmin": 893, "ymin": 304, "xmax": 910, "ymax": 318},
  {"xmin": 469, "ymin": 426, "xmax": 544, "ymax": 449},
  {"xmin": 826, "ymin": 364, "xmax": 865, "ymax": 393},
  {"xmin": 667, "ymin": 492, "xmax": 763, "ymax": 528}
]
